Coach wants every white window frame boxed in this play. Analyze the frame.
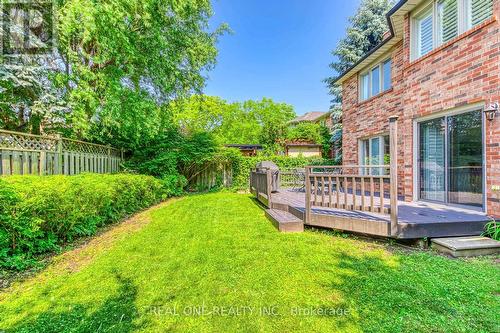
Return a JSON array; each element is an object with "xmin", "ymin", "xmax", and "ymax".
[
  {"xmin": 411, "ymin": 0, "xmax": 493, "ymax": 61},
  {"xmin": 416, "ymin": 6, "xmax": 435, "ymax": 58},
  {"xmin": 359, "ymin": 135, "xmax": 390, "ymax": 175},
  {"xmin": 358, "ymin": 57, "xmax": 392, "ymax": 102}
]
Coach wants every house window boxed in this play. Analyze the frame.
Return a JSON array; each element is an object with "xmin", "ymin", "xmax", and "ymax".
[
  {"xmin": 470, "ymin": 0, "xmax": 494, "ymax": 27},
  {"xmin": 359, "ymin": 59, "xmax": 392, "ymax": 101},
  {"xmin": 438, "ymin": 0, "xmax": 458, "ymax": 44},
  {"xmin": 371, "ymin": 66, "xmax": 380, "ymax": 96},
  {"xmin": 361, "ymin": 73, "xmax": 370, "ymax": 100},
  {"xmin": 417, "ymin": 8, "xmax": 434, "ymax": 57},
  {"xmin": 359, "ymin": 135, "xmax": 390, "ymax": 175},
  {"xmin": 412, "ymin": 0, "xmax": 493, "ymax": 60},
  {"xmin": 383, "ymin": 59, "xmax": 392, "ymax": 91}
]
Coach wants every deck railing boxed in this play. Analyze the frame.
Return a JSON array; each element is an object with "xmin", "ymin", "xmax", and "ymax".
[
  {"xmin": 249, "ymin": 168, "xmax": 272, "ymax": 206},
  {"xmin": 306, "ymin": 116, "xmax": 399, "ymax": 235},
  {"xmin": 249, "ymin": 116, "xmax": 399, "ymax": 235},
  {"xmin": 305, "ymin": 165, "xmax": 390, "ymax": 209},
  {"xmin": 305, "ymin": 165, "xmax": 398, "ymax": 235}
]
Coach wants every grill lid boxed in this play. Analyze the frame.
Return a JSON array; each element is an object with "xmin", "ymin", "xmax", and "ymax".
[{"xmin": 255, "ymin": 161, "xmax": 279, "ymax": 171}]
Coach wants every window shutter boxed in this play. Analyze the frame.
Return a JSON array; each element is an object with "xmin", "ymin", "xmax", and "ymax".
[
  {"xmin": 419, "ymin": 13, "xmax": 434, "ymax": 56},
  {"xmin": 438, "ymin": 0, "xmax": 458, "ymax": 43},
  {"xmin": 471, "ymin": 0, "xmax": 493, "ymax": 27}
]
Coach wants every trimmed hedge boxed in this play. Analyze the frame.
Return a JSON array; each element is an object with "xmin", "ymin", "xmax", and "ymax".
[
  {"xmin": 231, "ymin": 155, "xmax": 337, "ymax": 190},
  {"xmin": 0, "ymin": 174, "xmax": 168, "ymax": 270}
]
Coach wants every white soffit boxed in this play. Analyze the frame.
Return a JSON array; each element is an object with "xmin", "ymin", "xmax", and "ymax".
[{"xmin": 336, "ymin": 0, "xmax": 423, "ymax": 84}]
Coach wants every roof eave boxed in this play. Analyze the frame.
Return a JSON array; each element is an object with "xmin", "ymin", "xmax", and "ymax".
[{"xmin": 333, "ymin": 0, "xmax": 416, "ymax": 85}]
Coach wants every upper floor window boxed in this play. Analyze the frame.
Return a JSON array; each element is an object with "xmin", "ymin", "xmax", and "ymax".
[
  {"xmin": 359, "ymin": 58, "xmax": 392, "ymax": 102},
  {"xmin": 412, "ymin": 0, "xmax": 493, "ymax": 60}
]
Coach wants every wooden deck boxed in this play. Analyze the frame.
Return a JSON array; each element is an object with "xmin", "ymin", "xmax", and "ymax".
[
  {"xmin": 250, "ymin": 117, "xmax": 493, "ymax": 239},
  {"xmin": 270, "ymin": 189, "xmax": 491, "ymax": 239}
]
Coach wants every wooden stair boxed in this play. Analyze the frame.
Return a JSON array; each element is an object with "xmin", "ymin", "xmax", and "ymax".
[{"xmin": 265, "ymin": 209, "xmax": 304, "ymax": 233}]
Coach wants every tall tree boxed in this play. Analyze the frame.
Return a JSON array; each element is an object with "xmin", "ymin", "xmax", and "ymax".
[
  {"xmin": 325, "ymin": 0, "xmax": 392, "ymax": 104},
  {"xmin": 55, "ymin": 0, "xmax": 228, "ymax": 148},
  {"xmin": 1, "ymin": 0, "xmax": 227, "ymax": 149},
  {"xmin": 243, "ymin": 98, "xmax": 295, "ymax": 146},
  {"xmin": 169, "ymin": 95, "xmax": 295, "ymax": 146}
]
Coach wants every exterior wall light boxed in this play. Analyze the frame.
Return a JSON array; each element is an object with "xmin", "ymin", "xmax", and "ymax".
[{"xmin": 484, "ymin": 102, "xmax": 498, "ymax": 121}]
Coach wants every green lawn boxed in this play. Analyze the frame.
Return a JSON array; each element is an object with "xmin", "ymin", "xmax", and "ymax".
[{"xmin": 0, "ymin": 193, "xmax": 498, "ymax": 333}]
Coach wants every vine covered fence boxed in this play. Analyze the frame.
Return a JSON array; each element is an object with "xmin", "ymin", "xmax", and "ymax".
[{"xmin": 0, "ymin": 130, "xmax": 123, "ymax": 176}]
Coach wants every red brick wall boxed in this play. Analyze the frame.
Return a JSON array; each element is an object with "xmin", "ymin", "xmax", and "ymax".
[{"xmin": 342, "ymin": 0, "xmax": 500, "ymax": 217}]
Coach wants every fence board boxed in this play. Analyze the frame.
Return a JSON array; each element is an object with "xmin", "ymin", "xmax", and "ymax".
[
  {"xmin": 188, "ymin": 162, "xmax": 233, "ymax": 190},
  {"xmin": 0, "ymin": 130, "xmax": 122, "ymax": 176}
]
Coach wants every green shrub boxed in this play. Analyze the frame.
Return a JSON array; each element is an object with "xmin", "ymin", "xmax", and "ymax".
[
  {"xmin": 231, "ymin": 155, "xmax": 337, "ymax": 190},
  {"xmin": 286, "ymin": 122, "xmax": 322, "ymax": 144},
  {"xmin": 124, "ymin": 128, "xmax": 220, "ymax": 193},
  {"xmin": 0, "ymin": 173, "xmax": 168, "ymax": 270},
  {"xmin": 483, "ymin": 220, "xmax": 499, "ymax": 241}
]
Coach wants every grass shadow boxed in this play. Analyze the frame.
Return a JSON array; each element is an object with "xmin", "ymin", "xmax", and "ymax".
[{"xmin": 8, "ymin": 273, "xmax": 142, "ymax": 333}]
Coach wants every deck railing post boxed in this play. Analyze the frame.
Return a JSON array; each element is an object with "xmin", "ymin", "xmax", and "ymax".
[
  {"xmin": 266, "ymin": 168, "xmax": 272, "ymax": 207},
  {"xmin": 305, "ymin": 166, "xmax": 311, "ymax": 224},
  {"xmin": 389, "ymin": 115, "xmax": 399, "ymax": 236}
]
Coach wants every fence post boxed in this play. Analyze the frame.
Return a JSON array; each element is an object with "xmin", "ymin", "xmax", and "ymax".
[
  {"xmin": 107, "ymin": 146, "xmax": 111, "ymax": 173},
  {"xmin": 305, "ymin": 166, "xmax": 311, "ymax": 224},
  {"xmin": 389, "ymin": 115, "xmax": 399, "ymax": 236},
  {"xmin": 120, "ymin": 148, "xmax": 125, "ymax": 171},
  {"xmin": 56, "ymin": 135, "xmax": 63, "ymax": 175}
]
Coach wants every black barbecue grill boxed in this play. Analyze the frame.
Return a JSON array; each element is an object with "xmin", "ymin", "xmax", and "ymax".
[{"xmin": 255, "ymin": 161, "xmax": 280, "ymax": 192}]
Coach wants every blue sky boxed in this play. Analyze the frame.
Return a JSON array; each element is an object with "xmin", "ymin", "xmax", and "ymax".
[{"xmin": 205, "ymin": 0, "xmax": 360, "ymax": 115}]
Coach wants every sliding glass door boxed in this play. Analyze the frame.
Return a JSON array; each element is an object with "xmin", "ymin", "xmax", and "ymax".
[
  {"xmin": 418, "ymin": 110, "xmax": 483, "ymax": 207},
  {"xmin": 447, "ymin": 111, "xmax": 483, "ymax": 206},
  {"xmin": 419, "ymin": 118, "xmax": 446, "ymax": 202}
]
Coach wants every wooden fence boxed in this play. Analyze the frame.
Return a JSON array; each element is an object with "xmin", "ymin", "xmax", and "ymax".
[
  {"xmin": 279, "ymin": 169, "xmax": 305, "ymax": 189},
  {"xmin": 0, "ymin": 129, "xmax": 123, "ymax": 176},
  {"xmin": 189, "ymin": 162, "xmax": 233, "ymax": 190}
]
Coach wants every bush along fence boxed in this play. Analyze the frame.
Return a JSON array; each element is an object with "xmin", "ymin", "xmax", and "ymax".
[
  {"xmin": 0, "ymin": 130, "xmax": 123, "ymax": 176},
  {"xmin": 0, "ymin": 174, "xmax": 168, "ymax": 270}
]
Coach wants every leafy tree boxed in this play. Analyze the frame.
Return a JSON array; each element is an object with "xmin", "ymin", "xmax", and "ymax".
[
  {"xmin": 319, "ymin": 123, "xmax": 332, "ymax": 157},
  {"xmin": 243, "ymin": 98, "xmax": 295, "ymax": 146},
  {"xmin": 169, "ymin": 95, "xmax": 255, "ymax": 143},
  {"xmin": 325, "ymin": 0, "xmax": 392, "ymax": 103},
  {"xmin": 286, "ymin": 122, "xmax": 322, "ymax": 144},
  {"xmin": 0, "ymin": 60, "xmax": 69, "ymax": 134},
  {"xmin": 1, "ymin": 0, "xmax": 227, "ymax": 150},
  {"xmin": 55, "ymin": 0, "xmax": 228, "ymax": 148},
  {"xmin": 170, "ymin": 95, "xmax": 295, "ymax": 146}
]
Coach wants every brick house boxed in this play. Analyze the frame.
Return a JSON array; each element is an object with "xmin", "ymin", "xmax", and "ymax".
[
  {"xmin": 289, "ymin": 111, "xmax": 334, "ymax": 129},
  {"xmin": 336, "ymin": 0, "xmax": 500, "ymax": 218}
]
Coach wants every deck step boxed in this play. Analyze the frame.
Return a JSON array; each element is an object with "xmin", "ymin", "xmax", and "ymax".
[
  {"xmin": 431, "ymin": 236, "xmax": 500, "ymax": 257},
  {"xmin": 265, "ymin": 209, "xmax": 304, "ymax": 233}
]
